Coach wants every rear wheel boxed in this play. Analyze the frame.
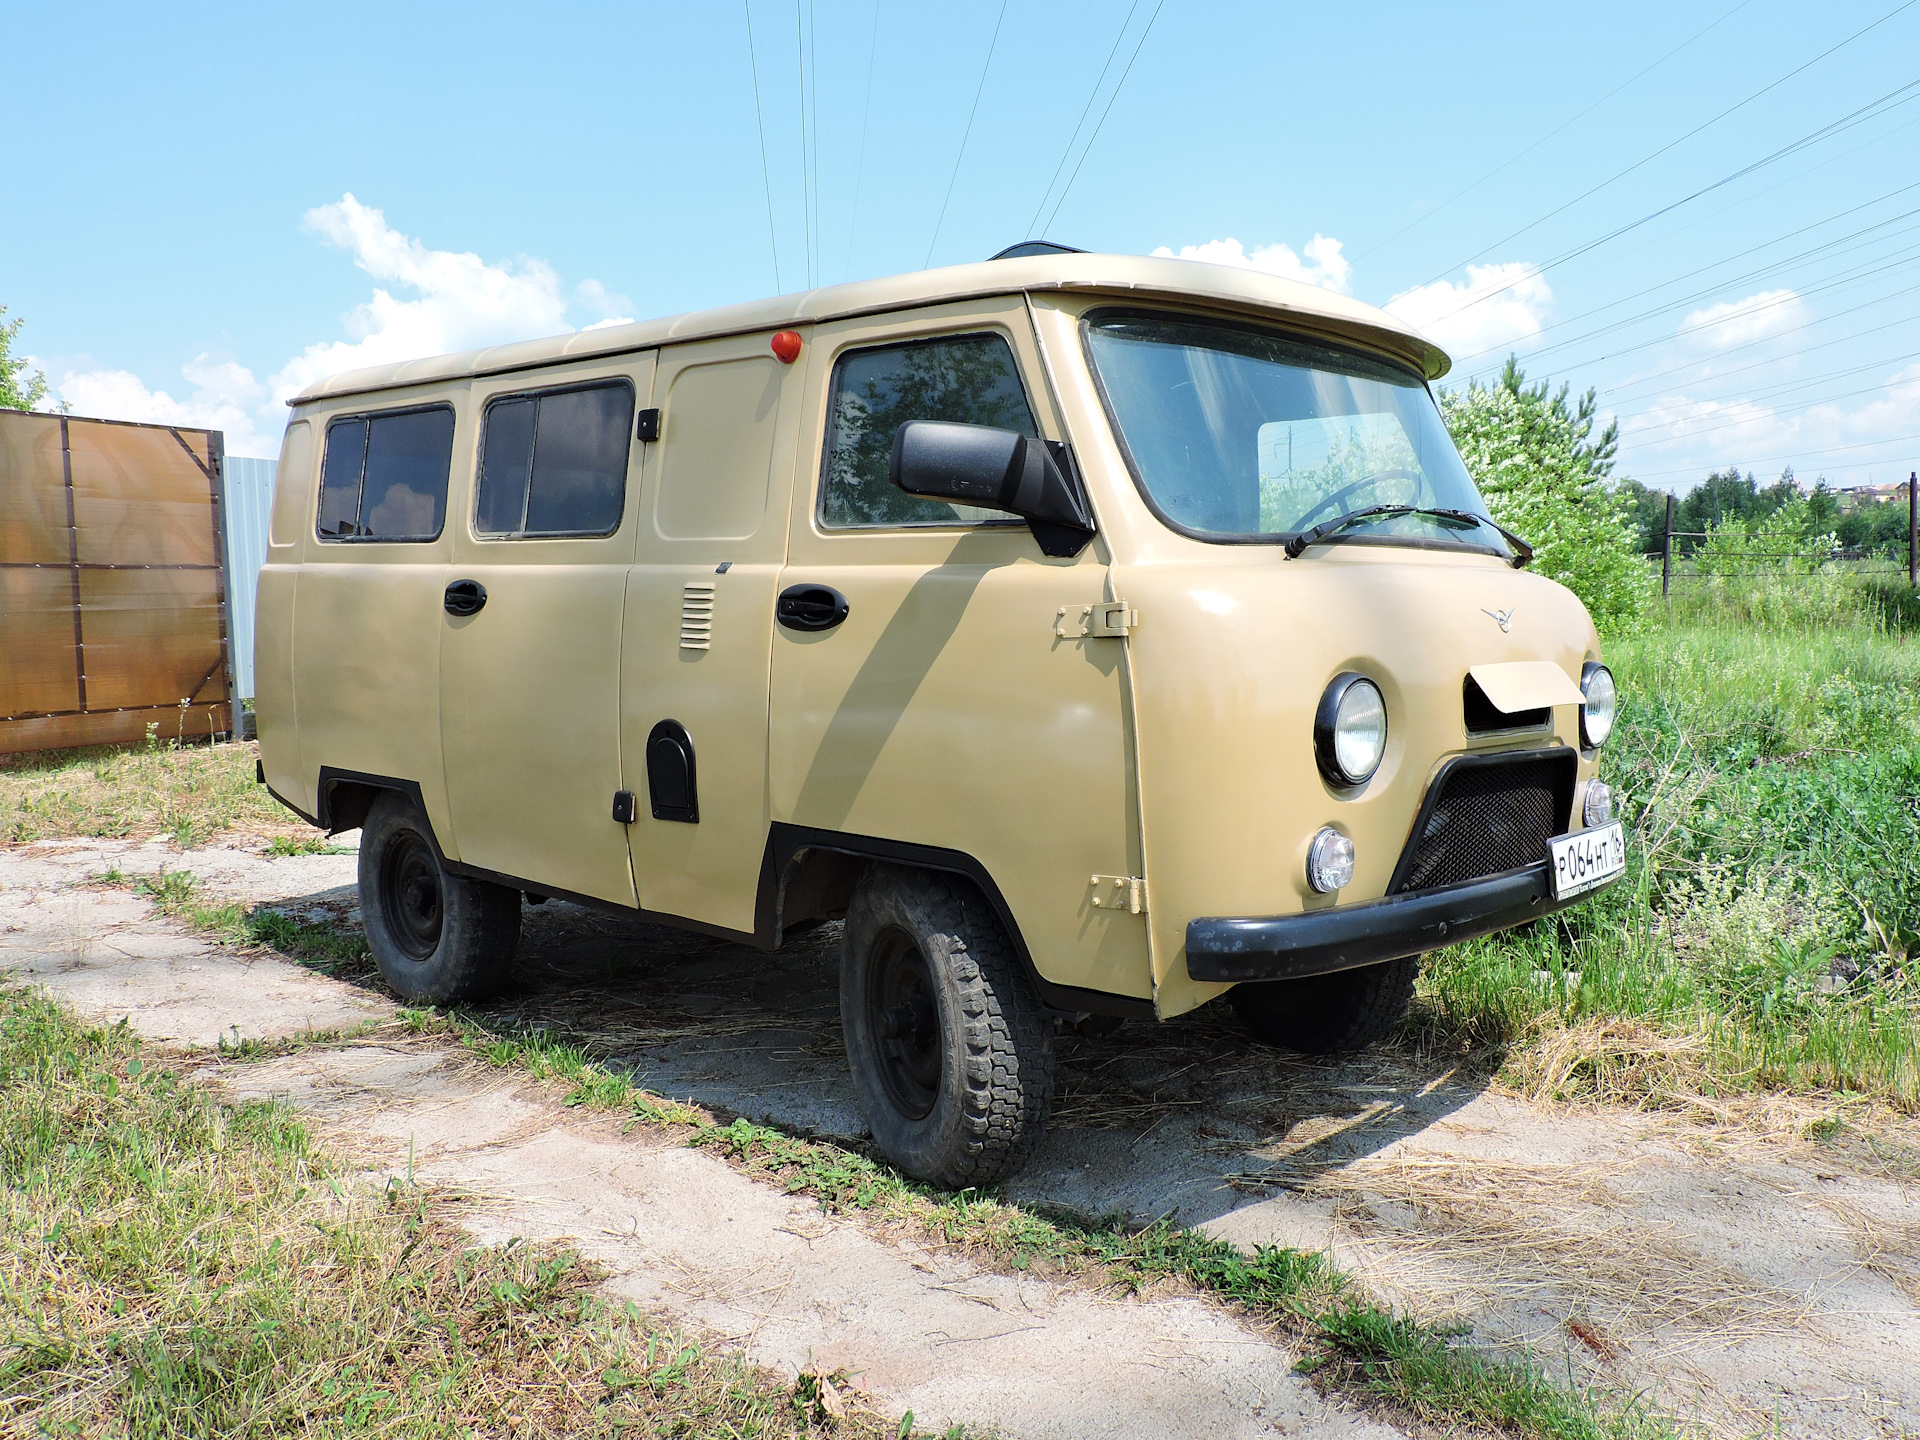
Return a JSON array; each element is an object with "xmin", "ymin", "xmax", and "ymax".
[
  {"xmin": 840, "ymin": 866, "xmax": 1054, "ymax": 1188},
  {"xmin": 358, "ymin": 791, "xmax": 520, "ymax": 1003},
  {"xmin": 1229, "ymin": 955, "xmax": 1417, "ymax": 1054}
]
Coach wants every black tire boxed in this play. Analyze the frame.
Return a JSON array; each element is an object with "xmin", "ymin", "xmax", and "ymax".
[
  {"xmin": 840, "ymin": 866, "xmax": 1054, "ymax": 1188},
  {"xmin": 1229, "ymin": 955, "xmax": 1417, "ymax": 1055},
  {"xmin": 358, "ymin": 791, "xmax": 521, "ymax": 1004}
]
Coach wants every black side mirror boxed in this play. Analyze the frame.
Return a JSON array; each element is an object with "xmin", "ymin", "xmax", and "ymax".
[{"xmin": 889, "ymin": 421, "xmax": 1096, "ymax": 558}]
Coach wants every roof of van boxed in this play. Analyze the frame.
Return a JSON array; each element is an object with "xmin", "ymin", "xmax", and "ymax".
[{"xmin": 288, "ymin": 252, "xmax": 1452, "ymax": 408}]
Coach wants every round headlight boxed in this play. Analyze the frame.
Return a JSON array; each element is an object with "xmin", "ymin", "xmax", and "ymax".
[
  {"xmin": 1580, "ymin": 663, "xmax": 1617, "ymax": 749},
  {"xmin": 1306, "ymin": 827, "xmax": 1355, "ymax": 893},
  {"xmin": 1582, "ymin": 779, "xmax": 1614, "ymax": 828},
  {"xmin": 1315, "ymin": 674, "xmax": 1388, "ymax": 786}
]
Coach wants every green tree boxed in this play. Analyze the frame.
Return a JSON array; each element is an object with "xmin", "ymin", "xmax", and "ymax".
[
  {"xmin": 0, "ymin": 305, "xmax": 52, "ymax": 412},
  {"xmin": 1439, "ymin": 357, "xmax": 1655, "ymax": 632}
]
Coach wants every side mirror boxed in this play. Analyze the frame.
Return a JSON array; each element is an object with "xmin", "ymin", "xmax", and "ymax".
[{"xmin": 889, "ymin": 421, "xmax": 1096, "ymax": 558}]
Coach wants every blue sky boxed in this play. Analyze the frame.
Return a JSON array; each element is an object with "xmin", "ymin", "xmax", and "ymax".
[{"xmin": 6, "ymin": 0, "xmax": 1918, "ymax": 490}]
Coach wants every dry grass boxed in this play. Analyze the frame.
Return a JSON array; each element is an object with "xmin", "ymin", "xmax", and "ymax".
[
  {"xmin": 0, "ymin": 738, "xmax": 300, "ymax": 848},
  {"xmin": 0, "ymin": 987, "xmax": 900, "ymax": 1439}
]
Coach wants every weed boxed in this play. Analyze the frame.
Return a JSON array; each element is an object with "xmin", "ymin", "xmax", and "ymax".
[
  {"xmin": 0, "ymin": 986, "xmax": 898, "ymax": 1438},
  {"xmin": 0, "ymin": 738, "xmax": 303, "ymax": 847}
]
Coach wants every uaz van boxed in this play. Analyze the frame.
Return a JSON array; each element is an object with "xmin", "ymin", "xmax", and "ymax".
[{"xmin": 256, "ymin": 245, "xmax": 1625, "ymax": 1186}]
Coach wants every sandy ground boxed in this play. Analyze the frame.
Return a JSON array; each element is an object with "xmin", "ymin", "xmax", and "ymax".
[{"xmin": 3, "ymin": 835, "xmax": 1918, "ymax": 1439}]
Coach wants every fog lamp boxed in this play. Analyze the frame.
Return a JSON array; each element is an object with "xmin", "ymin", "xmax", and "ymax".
[
  {"xmin": 1582, "ymin": 779, "xmax": 1614, "ymax": 828},
  {"xmin": 1314, "ymin": 673, "xmax": 1388, "ymax": 786},
  {"xmin": 1306, "ymin": 827, "xmax": 1355, "ymax": 894},
  {"xmin": 1580, "ymin": 662, "xmax": 1617, "ymax": 749}
]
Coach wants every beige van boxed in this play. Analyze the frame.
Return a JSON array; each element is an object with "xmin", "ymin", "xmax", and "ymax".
[{"xmin": 256, "ymin": 245, "xmax": 1625, "ymax": 1186}]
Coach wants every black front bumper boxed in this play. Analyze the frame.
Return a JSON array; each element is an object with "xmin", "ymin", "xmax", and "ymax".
[{"xmin": 1186, "ymin": 864, "xmax": 1609, "ymax": 983}]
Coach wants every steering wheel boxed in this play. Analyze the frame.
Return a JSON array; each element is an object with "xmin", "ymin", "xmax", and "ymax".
[{"xmin": 1289, "ymin": 468, "xmax": 1425, "ymax": 532}]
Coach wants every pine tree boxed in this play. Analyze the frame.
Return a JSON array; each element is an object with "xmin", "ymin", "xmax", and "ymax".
[{"xmin": 1440, "ymin": 357, "xmax": 1655, "ymax": 632}]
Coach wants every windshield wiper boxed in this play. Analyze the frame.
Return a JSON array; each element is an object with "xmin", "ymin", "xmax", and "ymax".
[{"xmin": 1283, "ymin": 504, "xmax": 1533, "ymax": 568}]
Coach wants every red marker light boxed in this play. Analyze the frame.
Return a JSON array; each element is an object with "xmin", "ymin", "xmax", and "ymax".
[{"xmin": 771, "ymin": 330, "xmax": 803, "ymax": 364}]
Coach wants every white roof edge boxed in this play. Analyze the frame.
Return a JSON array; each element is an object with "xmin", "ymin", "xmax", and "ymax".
[{"xmin": 288, "ymin": 254, "xmax": 1451, "ymax": 408}]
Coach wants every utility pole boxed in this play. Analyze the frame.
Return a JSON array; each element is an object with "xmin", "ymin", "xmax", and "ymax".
[
  {"xmin": 1909, "ymin": 470, "xmax": 1917, "ymax": 591},
  {"xmin": 1662, "ymin": 491, "xmax": 1675, "ymax": 599}
]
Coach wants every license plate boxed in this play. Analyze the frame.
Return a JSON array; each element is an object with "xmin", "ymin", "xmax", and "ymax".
[{"xmin": 1547, "ymin": 821, "xmax": 1626, "ymax": 900}]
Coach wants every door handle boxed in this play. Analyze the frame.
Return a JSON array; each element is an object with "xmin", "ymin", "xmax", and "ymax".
[
  {"xmin": 444, "ymin": 579, "xmax": 487, "ymax": 617},
  {"xmin": 776, "ymin": 583, "xmax": 849, "ymax": 632}
]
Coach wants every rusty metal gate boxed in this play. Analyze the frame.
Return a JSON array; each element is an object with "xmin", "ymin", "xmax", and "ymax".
[{"xmin": 0, "ymin": 409, "xmax": 234, "ymax": 753}]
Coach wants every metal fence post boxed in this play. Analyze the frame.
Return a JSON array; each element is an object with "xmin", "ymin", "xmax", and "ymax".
[
  {"xmin": 1662, "ymin": 491, "xmax": 1674, "ymax": 599},
  {"xmin": 1909, "ymin": 470, "xmax": 1917, "ymax": 592}
]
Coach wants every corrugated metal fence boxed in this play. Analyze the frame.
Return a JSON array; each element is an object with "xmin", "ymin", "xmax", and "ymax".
[{"xmin": 218, "ymin": 456, "xmax": 275, "ymax": 702}]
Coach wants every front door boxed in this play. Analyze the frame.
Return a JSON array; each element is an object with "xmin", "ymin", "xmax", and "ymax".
[
  {"xmin": 768, "ymin": 298, "xmax": 1150, "ymax": 1004},
  {"xmin": 438, "ymin": 357, "xmax": 651, "ymax": 905},
  {"xmin": 620, "ymin": 334, "xmax": 801, "ymax": 932}
]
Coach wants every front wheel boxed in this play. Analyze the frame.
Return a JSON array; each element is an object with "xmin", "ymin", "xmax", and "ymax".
[
  {"xmin": 1229, "ymin": 955, "xmax": 1417, "ymax": 1054},
  {"xmin": 358, "ymin": 792, "xmax": 521, "ymax": 1003},
  {"xmin": 840, "ymin": 867, "xmax": 1054, "ymax": 1188}
]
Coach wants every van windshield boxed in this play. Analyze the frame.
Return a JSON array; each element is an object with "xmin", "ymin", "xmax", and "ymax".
[{"xmin": 1082, "ymin": 312, "xmax": 1506, "ymax": 554}]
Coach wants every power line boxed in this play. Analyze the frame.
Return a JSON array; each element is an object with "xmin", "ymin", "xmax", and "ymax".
[
  {"xmin": 1602, "ymin": 308, "xmax": 1920, "ymax": 404},
  {"xmin": 1448, "ymin": 181, "xmax": 1920, "ymax": 366},
  {"xmin": 1433, "ymin": 75, "xmax": 1920, "ymax": 335},
  {"xmin": 925, "ymin": 0, "xmax": 1010, "ymax": 269},
  {"xmin": 842, "ymin": 0, "xmax": 882, "ymax": 282},
  {"xmin": 742, "ymin": 0, "xmax": 782, "ymax": 292},
  {"xmin": 1039, "ymin": 0, "xmax": 1166, "ymax": 238},
  {"xmin": 1618, "ymin": 366, "xmax": 1920, "ymax": 448},
  {"xmin": 1024, "ymin": 0, "xmax": 1141, "ymax": 240},
  {"xmin": 1419, "ymin": 0, "xmax": 1920, "ymax": 289},
  {"xmin": 1623, "ymin": 430, "xmax": 1920, "ymax": 481},
  {"xmin": 795, "ymin": 0, "xmax": 813, "ymax": 286},
  {"xmin": 1355, "ymin": 0, "xmax": 1755, "ymax": 264}
]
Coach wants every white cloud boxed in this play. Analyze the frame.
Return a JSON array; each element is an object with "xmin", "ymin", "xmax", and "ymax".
[
  {"xmin": 57, "ymin": 195, "xmax": 632, "ymax": 458},
  {"xmin": 1384, "ymin": 262, "xmax": 1552, "ymax": 359},
  {"xmin": 1151, "ymin": 235, "xmax": 1353, "ymax": 294},
  {"xmin": 56, "ymin": 354, "xmax": 274, "ymax": 457},
  {"xmin": 1615, "ymin": 359, "xmax": 1920, "ymax": 491},
  {"xmin": 270, "ymin": 194, "xmax": 573, "ymax": 401},
  {"xmin": 1676, "ymin": 288, "xmax": 1805, "ymax": 348}
]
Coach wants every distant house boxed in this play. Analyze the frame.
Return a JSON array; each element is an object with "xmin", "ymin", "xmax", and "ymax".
[{"xmin": 1835, "ymin": 478, "xmax": 1913, "ymax": 513}]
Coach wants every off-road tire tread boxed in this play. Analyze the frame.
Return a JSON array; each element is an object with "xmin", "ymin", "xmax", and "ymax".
[
  {"xmin": 1230, "ymin": 954, "xmax": 1417, "ymax": 1055},
  {"xmin": 843, "ymin": 867, "xmax": 1054, "ymax": 1189},
  {"xmin": 359, "ymin": 793, "xmax": 520, "ymax": 1004}
]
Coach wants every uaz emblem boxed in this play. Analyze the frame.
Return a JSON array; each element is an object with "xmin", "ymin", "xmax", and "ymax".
[{"xmin": 1482, "ymin": 606, "xmax": 1515, "ymax": 633}]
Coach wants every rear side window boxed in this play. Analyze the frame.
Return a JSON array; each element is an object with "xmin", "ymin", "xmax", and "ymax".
[
  {"xmin": 317, "ymin": 405, "xmax": 454, "ymax": 541},
  {"xmin": 820, "ymin": 333, "xmax": 1037, "ymax": 528},
  {"xmin": 475, "ymin": 380, "xmax": 634, "ymax": 537}
]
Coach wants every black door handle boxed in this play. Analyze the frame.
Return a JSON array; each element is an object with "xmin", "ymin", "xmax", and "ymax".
[
  {"xmin": 444, "ymin": 579, "xmax": 487, "ymax": 617},
  {"xmin": 776, "ymin": 583, "xmax": 849, "ymax": 632}
]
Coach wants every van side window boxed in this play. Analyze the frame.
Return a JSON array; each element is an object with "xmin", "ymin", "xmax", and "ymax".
[
  {"xmin": 820, "ymin": 333, "xmax": 1037, "ymax": 528},
  {"xmin": 317, "ymin": 406, "xmax": 454, "ymax": 541},
  {"xmin": 475, "ymin": 381, "xmax": 634, "ymax": 538}
]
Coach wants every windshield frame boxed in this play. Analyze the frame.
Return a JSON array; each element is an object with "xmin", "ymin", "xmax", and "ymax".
[{"xmin": 1078, "ymin": 306, "xmax": 1512, "ymax": 560}]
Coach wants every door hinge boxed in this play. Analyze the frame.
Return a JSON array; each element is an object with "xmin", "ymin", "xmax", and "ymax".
[
  {"xmin": 1055, "ymin": 600, "xmax": 1137, "ymax": 639},
  {"xmin": 1089, "ymin": 874, "xmax": 1147, "ymax": 914}
]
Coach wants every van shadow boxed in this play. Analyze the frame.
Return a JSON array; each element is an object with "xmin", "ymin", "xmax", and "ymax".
[{"xmin": 288, "ymin": 890, "xmax": 1490, "ymax": 1232}]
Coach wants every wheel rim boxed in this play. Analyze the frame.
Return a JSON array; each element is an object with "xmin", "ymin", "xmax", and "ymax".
[
  {"xmin": 865, "ymin": 926, "xmax": 942, "ymax": 1121},
  {"xmin": 379, "ymin": 829, "xmax": 444, "ymax": 962}
]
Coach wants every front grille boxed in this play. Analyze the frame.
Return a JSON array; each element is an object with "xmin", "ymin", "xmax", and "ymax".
[{"xmin": 1391, "ymin": 751, "xmax": 1576, "ymax": 893}]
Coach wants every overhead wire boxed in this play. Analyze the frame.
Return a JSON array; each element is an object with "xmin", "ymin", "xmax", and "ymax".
[
  {"xmin": 1417, "ymin": 0, "xmax": 1920, "ymax": 289},
  {"xmin": 1447, "ymin": 179, "xmax": 1920, "ymax": 366},
  {"xmin": 1354, "ymin": 0, "xmax": 1755, "ymax": 263},
  {"xmin": 795, "ymin": 0, "xmax": 813, "ymax": 286},
  {"xmin": 1431, "ymin": 75, "xmax": 1920, "ymax": 333},
  {"xmin": 1024, "ymin": 0, "xmax": 1142, "ymax": 241},
  {"xmin": 842, "ymin": 0, "xmax": 882, "ymax": 282},
  {"xmin": 742, "ymin": 0, "xmax": 783, "ymax": 291},
  {"xmin": 1623, "ymin": 431, "xmax": 1920, "ymax": 481},
  {"xmin": 1039, "ymin": 0, "xmax": 1166, "ymax": 239},
  {"xmin": 925, "ymin": 0, "xmax": 1011, "ymax": 269},
  {"xmin": 1602, "ymin": 308, "xmax": 1920, "ymax": 404}
]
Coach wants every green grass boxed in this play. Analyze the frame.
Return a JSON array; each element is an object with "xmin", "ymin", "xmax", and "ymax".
[
  {"xmin": 95, "ymin": 867, "xmax": 375, "ymax": 978},
  {"xmin": 0, "ymin": 987, "xmax": 899, "ymax": 1439},
  {"xmin": 1418, "ymin": 582, "xmax": 1920, "ymax": 1112},
  {"xmin": 0, "ymin": 738, "xmax": 299, "ymax": 847}
]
